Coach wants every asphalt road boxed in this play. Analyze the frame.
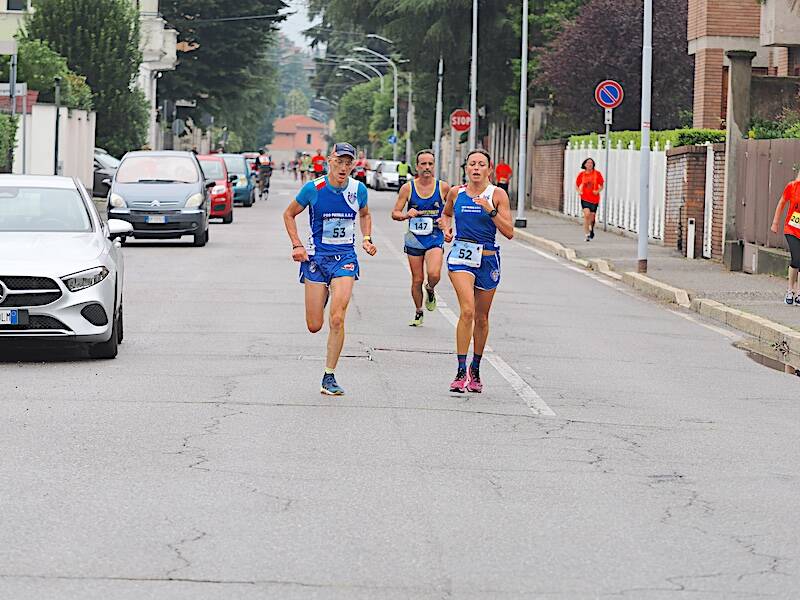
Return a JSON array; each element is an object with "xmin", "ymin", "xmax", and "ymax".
[{"xmin": 2, "ymin": 172, "xmax": 799, "ymax": 599}]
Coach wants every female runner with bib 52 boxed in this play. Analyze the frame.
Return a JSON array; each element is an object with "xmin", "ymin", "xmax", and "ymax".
[{"xmin": 439, "ymin": 149, "xmax": 514, "ymax": 393}]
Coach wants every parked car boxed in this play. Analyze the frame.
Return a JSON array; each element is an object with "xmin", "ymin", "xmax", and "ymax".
[
  {"xmin": 198, "ymin": 154, "xmax": 235, "ymax": 224},
  {"xmin": 107, "ymin": 150, "xmax": 212, "ymax": 247},
  {"xmin": 93, "ymin": 148, "xmax": 120, "ymax": 197},
  {"xmin": 0, "ymin": 175, "xmax": 132, "ymax": 358},
  {"xmin": 220, "ymin": 154, "xmax": 255, "ymax": 207},
  {"xmin": 374, "ymin": 160, "xmax": 401, "ymax": 191},
  {"xmin": 366, "ymin": 159, "xmax": 379, "ymax": 189}
]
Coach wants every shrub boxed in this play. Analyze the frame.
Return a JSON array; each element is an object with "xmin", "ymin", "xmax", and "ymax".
[
  {"xmin": 569, "ymin": 128, "xmax": 725, "ymax": 149},
  {"xmin": 0, "ymin": 114, "xmax": 18, "ymax": 172}
]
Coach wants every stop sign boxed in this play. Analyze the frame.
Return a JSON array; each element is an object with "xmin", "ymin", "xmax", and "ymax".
[{"xmin": 450, "ymin": 109, "xmax": 471, "ymax": 132}]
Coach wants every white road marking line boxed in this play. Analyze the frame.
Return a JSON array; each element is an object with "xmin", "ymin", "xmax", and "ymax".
[{"xmin": 373, "ymin": 222, "xmax": 556, "ymax": 417}]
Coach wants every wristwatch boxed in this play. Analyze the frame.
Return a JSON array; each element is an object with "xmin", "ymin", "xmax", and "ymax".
[
  {"xmin": 363, "ymin": 235, "xmax": 372, "ymax": 243},
  {"xmin": 488, "ymin": 208, "xmax": 498, "ymax": 218}
]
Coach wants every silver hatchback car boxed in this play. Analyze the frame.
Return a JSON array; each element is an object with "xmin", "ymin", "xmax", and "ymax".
[{"xmin": 0, "ymin": 175, "xmax": 133, "ymax": 358}]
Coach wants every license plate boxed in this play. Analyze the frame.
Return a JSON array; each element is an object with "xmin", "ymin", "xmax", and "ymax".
[
  {"xmin": 145, "ymin": 215, "xmax": 167, "ymax": 224},
  {"xmin": 0, "ymin": 309, "xmax": 19, "ymax": 325}
]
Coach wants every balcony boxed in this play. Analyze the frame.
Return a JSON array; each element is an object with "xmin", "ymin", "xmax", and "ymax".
[{"xmin": 761, "ymin": 0, "xmax": 800, "ymax": 47}]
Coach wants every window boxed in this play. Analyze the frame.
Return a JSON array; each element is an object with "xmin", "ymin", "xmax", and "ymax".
[
  {"xmin": 306, "ymin": 134, "xmax": 312, "ymax": 145},
  {"xmin": 116, "ymin": 155, "xmax": 200, "ymax": 184},
  {"xmin": 0, "ymin": 186, "xmax": 91, "ymax": 232},
  {"xmin": 7, "ymin": 0, "xmax": 29, "ymax": 11}
]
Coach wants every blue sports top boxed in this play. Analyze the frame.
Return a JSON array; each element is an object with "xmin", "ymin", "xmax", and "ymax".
[
  {"xmin": 296, "ymin": 176, "xmax": 368, "ymax": 256},
  {"xmin": 404, "ymin": 179, "xmax": 445, "ymax": 251},
  {"xmin": 453, "ymin": 184, "xmax": 498, "ymax": 251}
]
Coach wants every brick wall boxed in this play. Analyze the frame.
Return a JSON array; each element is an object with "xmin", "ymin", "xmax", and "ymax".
[
  {"xmin": 688, "ymin": 0, "xmax": 760, "ymax": 39},
  {"xmin": 693, "ymin": 48, "xmax": 725, "ymax": 128},
  {"xmin": 711, "ymin": 143, "xmax": 726, "ymax": 261},
  {"xmin": 665, "ymin": 146, "xmax": 708, "ymax": 258},
  {"xmin": 532, "ymin": 139, "xmax": 566, "ymax": 212}
]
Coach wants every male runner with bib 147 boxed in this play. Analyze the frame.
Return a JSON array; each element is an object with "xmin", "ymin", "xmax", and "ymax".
[
  {"xmin": 283, "ymin": 142, "xmax": 377, "ymax": 395},
  {"xmin": 439, "ymin": 149, "xmax": 514, "ymax": 393},
  {"xmin": 392, "ymin": 149, "xmax": 451, "ymax": 326}
]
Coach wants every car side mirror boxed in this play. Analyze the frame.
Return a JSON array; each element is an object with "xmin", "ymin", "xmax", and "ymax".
[
  {"xmin": 107, "ymin": 218, "xmax": 133, "ymax": 239},
  {"xmin": 228, "ymin": 174, "xmax": 238, "ymax": 183},
  {"xmin": 102, "ymin": 178, "xmax": 111, "ymax": 186},
  {"xmin": 205, "ymin": 179, "xmax": 216, "ymax": 189}
]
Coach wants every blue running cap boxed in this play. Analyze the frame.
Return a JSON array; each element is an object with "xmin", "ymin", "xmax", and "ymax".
[{"xmin": 333, "ymin": 142, "xmax": 356, "ymax": 159}]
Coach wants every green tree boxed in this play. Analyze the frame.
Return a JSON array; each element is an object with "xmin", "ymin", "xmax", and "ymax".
[
  {"xmin": 158, "ymin": 0, "xmax": 287, "ymax": 149},
  {"xmin": 0, "ymin": 38, "xmax": 92, "ymax": 110},
  {"xmin": 26, "ymin": 0, "xmax": 147, "ymax": 155},
  {"xmin": 286, "ymin": 88, "xmax": 310, "ymax": 115},
  {"xmin": 538, "ymin": 0, "xmax": 692, "ymax": 132},
  {"xmin": 335, "ymin": 78, "xmax": 382, "ymax": 149}
]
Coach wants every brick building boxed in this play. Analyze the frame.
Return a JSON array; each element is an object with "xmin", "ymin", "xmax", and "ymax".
[{"xmin": 689, "ymin": 0, "xmax": 800, "ymax": 129}]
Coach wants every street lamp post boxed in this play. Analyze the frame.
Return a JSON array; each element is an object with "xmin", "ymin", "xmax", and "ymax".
[
  {"xmin": 337, "ymin": 64, "xmax": 372, "ymax": 83},
  {"xmin": 468, "ymin": 0, "xmax": 478, "ymax": 149},
  {"xmin": 53, "ymin": 76, "xmax": 62, "ymax": 176},
  {"xmin": 515, "ymin": 0, "xmax": 529, "ymax": 228},
  {"xmin": 638, "ymin": 0, "xmax": 653, "ymax": 273},
  {"xmin": 405, "ymin": 72, "xmax": 414, "ymax": 162},
  {"xmin": 343, "ymin": 58, "xmax": 384, "ymax": 92},
  {"xmin": 355, "ymin": 46, "xmax": 399, "ymax": 161}
]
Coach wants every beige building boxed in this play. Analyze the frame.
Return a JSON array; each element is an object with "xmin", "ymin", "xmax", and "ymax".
[
  {"xmin": 134, "ymin": 0, "xmax": 178, "ymax": 149},
  {"xmin": 0, "ymin": 0, "xmax": 31, "ymax": 41}
]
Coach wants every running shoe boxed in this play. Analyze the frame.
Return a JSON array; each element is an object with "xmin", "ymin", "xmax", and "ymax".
[
  {"xmin": 466, "ymin": 367, "xmax": 483, "ymax": 393},
  {"xmin": 786, "ymin": 291, "xmax": 795, "ymax": 306},
  {"xmin": 589, "ymin": 228, "xmax": 595, "ymax": 240},
  {"xmin": 424, "ymin": 286, "xmax": 437, "ymax": 311},
  {"xmin": 320, "ymin": 373, "xmax": 344, "ymax": 396},
  {"xmin": 409, "ymin": 311, "xmax": 424, "ymax": 327},
  {"xmin": 449, "ymin": 368, "xmax": 468, "ymax": 393},
  {"xmin": 585, "ymin": 235, "xmax": 591, "ymax": 242}
]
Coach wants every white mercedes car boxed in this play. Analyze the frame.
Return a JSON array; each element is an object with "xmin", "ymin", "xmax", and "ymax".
[{"xmin": 0, "ymin": 175, "xmax": 132, "ymax": 358}]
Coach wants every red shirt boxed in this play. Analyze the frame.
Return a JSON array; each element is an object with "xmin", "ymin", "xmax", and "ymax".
[
  {"xmin": 312, "ymin": 154, "xmax": 326, "ymax": 173},
  {"xmin": 576, "ymin": 170, "xmax": 604, "ymax": 204},
  {"xmin": 495, "ymin": 162, "xmax": 512, "ymax": 184},
  {"xmin": 783, "ymin": 181, "xmax": 800, "ymax": 237}
]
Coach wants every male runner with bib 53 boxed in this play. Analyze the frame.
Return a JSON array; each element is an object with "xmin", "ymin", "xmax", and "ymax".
[
  {"xmin": 392, "ymin": 149, "xmax": 451, "ymax": 326},
  {"xmin": 283, "ymin": 142, "xmax": 377, "ymax": 395}
]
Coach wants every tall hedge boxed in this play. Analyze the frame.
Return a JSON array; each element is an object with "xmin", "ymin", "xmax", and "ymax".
[{"xmin": 0, "ymin": 115, "xmax": 18, "ymax": 173}]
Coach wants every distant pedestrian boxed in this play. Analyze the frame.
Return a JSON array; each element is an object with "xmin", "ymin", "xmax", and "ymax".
[
  {"xmin": 495, "ymin": 160, "xmax": 512, "ymax": 193},
  {"xmin": 771, "ymin": 171, "xmax": 800, "ymax": 304},
  {"xmin": 576, "ymin": 158, "xmax": 604, "ymax": 242},
  {"xmin": 397, "ymin": 158, "xmax": 411, "ymax": 187}
]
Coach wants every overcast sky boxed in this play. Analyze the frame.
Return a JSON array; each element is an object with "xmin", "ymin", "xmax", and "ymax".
[{"xmin": 281, "ymin": 0, "xmax": 318, "ymax": 51}]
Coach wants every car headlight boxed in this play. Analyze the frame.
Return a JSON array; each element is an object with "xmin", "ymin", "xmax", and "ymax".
[
  {"xmin": 109, "ymin": 193, "xmax": 125, "ymax": 208},
  {"xmin": 62, "ymin": 266, "xmax": 109, "ymax": 292},
  {"xmin": 211, "ymin": 185, "xmax": 226, "ymax": 196},
  {"xmin": 185, "ymin": 193, "xmax": 204, "ymax": 208},
  {"xmin": 236, "ymin": 176, "xmax": 248, "ymax": 187}
]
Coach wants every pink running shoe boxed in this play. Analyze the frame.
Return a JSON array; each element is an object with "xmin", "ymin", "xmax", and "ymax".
[
  {"xmin": 449, "ymin": 368, "xmax": 468, "ymax": 393},
  {"xmin": 466, "ymin": 367, "xmax": 483, "ymax": 393}
]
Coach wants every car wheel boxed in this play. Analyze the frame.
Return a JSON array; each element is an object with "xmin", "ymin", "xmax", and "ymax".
[
  {"xmin": 193, "ymin": 228, "xmax": 208, "ymax": 247},
  {"xmin": 89, "ymin": 306, "xmax": 119, "ymax": 359},
  {"xmin": 117, "ymin": 304, "xmax": 124, "ymax": 344},
  {"xmin": 244, "ymin": 192, "xmax": 254, "ymax": 207},
  {"xmin": 222, "ymin": 211, "xmax": 233, "ymax": 224}
]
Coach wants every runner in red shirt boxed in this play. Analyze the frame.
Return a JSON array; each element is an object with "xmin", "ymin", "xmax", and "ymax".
[
  {"xmin": 771, "ymin": 174, "xmax": 800, "ymax": 304},
  {"xmin": 311, "ymin": 149, "xmax": 327, "ymax": 177},
  {"xmin": 575, "ymin": 157, "xmax": 604, "ymax": 242},
  {"xmin": 495, "ymin": 161, "xmax": 512, "ymax": 193}
]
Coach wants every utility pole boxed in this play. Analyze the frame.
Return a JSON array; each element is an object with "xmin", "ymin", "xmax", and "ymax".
[
  {"xmin": 468, "ymin": 0, "xmax": 478, "ymax": 149},
  {"xmin": 405, "ymin": 72, "xmax": 413, "ymax": 162},
  {"xmin": 638, "ymin": 0, "xmax": 652, "ymax": 273},
  {"xmin": 515, "ymin": 0, "xmax": 529, "ymax": 228},
  {"xmin": 54, "ymin": 77, "xmax": 62, "ymax": 176},
  {"xmin": 433, "ymin": 56, "xmax": 444, "ymax": 180}
]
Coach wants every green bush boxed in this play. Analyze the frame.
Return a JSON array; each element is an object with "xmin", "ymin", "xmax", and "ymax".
[
  {"xmin": 0, "ymin": 114, "xmax": 19, "ymax": 172},
  {"xmin": 569, "ymin": 128, "xmax": 725, "ymax": 150}
]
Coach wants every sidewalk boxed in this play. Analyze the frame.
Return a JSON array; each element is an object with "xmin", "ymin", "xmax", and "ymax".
[{"xmin": 518, "ymin": 209, "xmax": 800, "ymax": 360}]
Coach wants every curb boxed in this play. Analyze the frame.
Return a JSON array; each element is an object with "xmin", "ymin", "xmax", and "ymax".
[{"xmin": 514, "ymin": 226, "xmax": 800, "ymax": 352}]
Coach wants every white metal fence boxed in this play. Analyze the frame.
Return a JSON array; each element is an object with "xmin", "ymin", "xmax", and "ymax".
[{"xmin": 563, "ymin": 139, "xmax": 669, "ymax": 240}]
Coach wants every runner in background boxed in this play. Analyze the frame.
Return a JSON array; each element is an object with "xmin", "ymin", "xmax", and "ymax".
[
  {"xmin": 397, "ymin": 158, "xmax": 411, "ymax": 187},
  {"xmin": 771, "ymin": 171, "xmax": 800, "ymax": 305},
  {"xmin": 495, "ymin": 159, "xmax": 512, "ymax": 193},
  {"xmin": 300, "ymin": 152, "xmax": 312, "ymax": 183},
  {"xmin": 575, "ymin": 158, "xmax": 604, "ymax": 242},
  {"xmin": 312, "ymin": 149, "xmax": 327, "ymax": 178},
  {"xmin": 353, "ymin": 151, "xmax": 369, "ymax": 186}
]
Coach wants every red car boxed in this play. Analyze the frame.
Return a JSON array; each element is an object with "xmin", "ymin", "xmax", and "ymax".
[{"xmin": 198, "ymin": 154, "xmax": 234, "ymax": 223}]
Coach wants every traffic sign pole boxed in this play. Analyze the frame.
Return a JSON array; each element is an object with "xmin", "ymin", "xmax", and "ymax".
[{"xmin": 594, "ymin": 80, "xmax": 624, "ymax": 234}]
